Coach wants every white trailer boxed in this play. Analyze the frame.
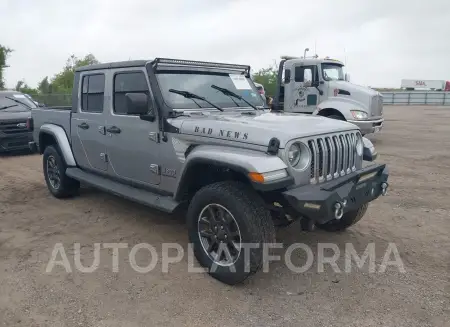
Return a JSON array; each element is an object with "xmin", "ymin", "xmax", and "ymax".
[{"xmin": 401, "ymin": 79, "xmax": 449, "ymax": 91}]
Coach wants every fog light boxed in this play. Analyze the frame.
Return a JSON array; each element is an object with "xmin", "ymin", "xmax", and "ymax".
[{"xmin": 381, "ymin": 182, "xmax": 388, "ymax": 196}]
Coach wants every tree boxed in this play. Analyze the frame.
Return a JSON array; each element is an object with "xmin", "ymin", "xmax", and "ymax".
[
  {"xmin": 15, "ymin": 79, "xmax": 38, "ymax": 95},
  {"xmin": 38, "ymin": 76, "xmax": 51, "ymax": 94},
  {"xmin": 252, "ymin": 64, "xmax": 278, "ymax": 97},
  {"xmin": 0, "ymin": 45, "xmax": 13, "ymax": 90},
  {"xmin": 50, "ymin": 54, "xmax": 99, "ymax": 93}
]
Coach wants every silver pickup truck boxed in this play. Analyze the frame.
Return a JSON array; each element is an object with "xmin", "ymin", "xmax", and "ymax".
[{"xmin": 29, "ymin": 58, "xmax": 389, "ymax": 285}]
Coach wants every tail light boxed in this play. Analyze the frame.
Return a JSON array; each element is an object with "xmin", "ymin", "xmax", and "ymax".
[{"xmin": 26, "ymin": 117, "xmax": 34, "ymax": 131}]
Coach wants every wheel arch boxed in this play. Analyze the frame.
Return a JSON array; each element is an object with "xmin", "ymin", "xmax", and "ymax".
[
  {"xmin": 39, "ymin": 124, "xmax": 76, "ymax": 166},
  {"xmin": 174, "ymin": 145, "xmax": 290, "ymax": 201},
  {"xmin": 316, "ymin": 108, "xmax": 346, "ymax": 119}
]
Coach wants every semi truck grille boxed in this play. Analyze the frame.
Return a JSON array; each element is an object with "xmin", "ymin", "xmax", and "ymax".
[
  {"xmin": 371, "ymin": 95, "xmax": 383, "ymax": 117},
  {"xmin": 0, "ymin": 120, "xmax": 28, "ymax": 135},
  {"xmin": 307, "ymin": 131, "xmax": 360, "ymax": 184}
]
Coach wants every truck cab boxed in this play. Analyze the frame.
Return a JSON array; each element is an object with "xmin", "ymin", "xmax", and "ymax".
[{"xmin": 272, "ymin": 56, "xmax": 384, "ymax": 135}]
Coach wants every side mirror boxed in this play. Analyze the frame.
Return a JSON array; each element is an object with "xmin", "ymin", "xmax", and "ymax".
[
  {"xmin": 125, "ymin": 93, "xmax": 155, "ymax": 121},
  {"xmin": 345, "ymin": 73, "xmax": 350, "ymax": 82},
  {"xmin": 311, "ymin": 80, "xmax": 320, "ymax": 87},
  {"xmin": 38, "ymin": 103, "xmax": 45, "ymax": 107},
  {"xmin": 362, "ymin": 137, "xmax": 378, "ymax": 161}
]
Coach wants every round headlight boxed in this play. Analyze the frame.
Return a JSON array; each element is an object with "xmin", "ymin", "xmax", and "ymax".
[
  {"xmin": 356, "ymin": 138, "xmax": 363, "ymax": 156},
  {"xmin": 287, "ymin": 142, "xmax": 311, "ymax": 170},
  {"xmin": 288, "ymin": 143, "xmax": 301, "ymax": 167}
]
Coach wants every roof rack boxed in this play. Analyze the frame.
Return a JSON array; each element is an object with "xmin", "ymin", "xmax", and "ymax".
[{"xmin": 152, "ymin": 58, "xmax": 250, "ymax": 74}]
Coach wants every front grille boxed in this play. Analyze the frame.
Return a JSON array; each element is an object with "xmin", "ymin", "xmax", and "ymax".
[
  {"xmin": 0, "ymin": 120, "xmax": 28, "ymax": 135},
  {"xmin": 371, "ymin": 95, "xmax": 383, "ymax": 117},
  {"xmin": 307, "ymin": 131, "xmax": 360, "ymax": 184}
]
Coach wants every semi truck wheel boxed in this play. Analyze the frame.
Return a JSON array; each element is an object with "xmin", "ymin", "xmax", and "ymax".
[
  {"xmin": 187, "ymin": 181, "xmax": 275, "ymax": 285},
  {"xmin": 43, "ymin": 145, "xmax": 80, "ymax": 198},
  {"xmin": 316, "ymin": 204, "xmax": 369, "ymax": 232}
]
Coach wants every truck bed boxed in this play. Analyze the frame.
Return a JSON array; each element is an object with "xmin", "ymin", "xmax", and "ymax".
[{"xmin": 32, "ymin": 107, "xmax": 72, "ymax": 145}]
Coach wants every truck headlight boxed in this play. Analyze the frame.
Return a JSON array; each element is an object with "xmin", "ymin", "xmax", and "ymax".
[
  {"xmin": 350, "ymin": 110, "xmax": 368, "ymax": 120},
  {"xmin": 288, "ymin": 143, "xmax": 301, "ymax": 166},
  {"xmin": 287, "ymin": 142, "xmax": 310, "ymax": 170},
  {"xmin": 356, "ymin": 137, "xmax": 363, "ymax": 156}
]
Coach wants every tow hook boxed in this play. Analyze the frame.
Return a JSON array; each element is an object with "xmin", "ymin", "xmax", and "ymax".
[
  {"xmin": 334, "ymin": 201, "xmax": 345, "ymax": 220},
  {"xmin": 381, "ymin": 182, "xmax": 388, "ymax": 196}
]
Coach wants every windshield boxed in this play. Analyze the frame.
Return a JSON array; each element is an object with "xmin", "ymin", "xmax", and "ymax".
[
  {"xmin": 321, "ymin": 63, "xmax": 345, "ymax": 81},
  {"xmin": 0, "ymin": 93, "xmax": 37, "ymax": 109},
  {"xmin": 156, "ymin": 71, "xmax": 265, "ymax": 109}
]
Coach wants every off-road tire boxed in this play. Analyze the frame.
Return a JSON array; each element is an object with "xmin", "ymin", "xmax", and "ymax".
[
  {"xmin": 187, "ymin": 181, "xmax": 276, "ymax": 285},
  {"xmin": 316, "ymin": 204, "xmax": 369, "ymax": 232},
  {"xmin": 43, "ymin": 145, "xmax": 80, "ymax": 198}
]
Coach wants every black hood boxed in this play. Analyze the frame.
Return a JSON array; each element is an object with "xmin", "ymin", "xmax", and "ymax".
[{"xmin": 0, "ymin": 107, "xmax": 31, "ymax": 121}]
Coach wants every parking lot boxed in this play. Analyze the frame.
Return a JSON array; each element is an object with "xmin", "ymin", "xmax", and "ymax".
[{"xmin": 0, "ymin": 105, "xmax": 449, "ymax": 327}]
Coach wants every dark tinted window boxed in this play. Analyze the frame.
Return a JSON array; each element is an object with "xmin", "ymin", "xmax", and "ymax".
[
  {"xmin": 81, "ymin": 74, "xmax": 105, "ymax": 113},
  {"xmin": 113, "ymin": 72, "xmax": 149, "ymax": 114}
]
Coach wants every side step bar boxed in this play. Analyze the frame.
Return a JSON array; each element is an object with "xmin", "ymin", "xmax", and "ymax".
[{"xmin": 66, "ymin": 168, "xmax": 180, "ymax": 213}]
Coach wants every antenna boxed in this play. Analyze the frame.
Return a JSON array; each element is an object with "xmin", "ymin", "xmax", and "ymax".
[{"xmin": 314, "ymin": 40, "xmax": 317, "ymax": 57}]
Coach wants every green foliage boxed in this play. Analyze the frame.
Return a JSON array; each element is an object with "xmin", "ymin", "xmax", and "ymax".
[
  {"xmin": 15, "ymin": 79, "xmax": 38, "ymax": 96},
  {"xmin": 38, "ymin": 76, "xmax": 51, "ymax": 94},
  {"xmin": 50, "ymin": 54, "xmax": 99, "ymax": 94},
  {"xmin": 0, "ymin": 45, "xmax": 13, "ymax": 90},
  {"xmin": 252, "ymin": 63, "xmax": 279, "ymax": 97},
  {"xmin": 5, "ymin": 53, "xmax": 99, "ymax": 106}
]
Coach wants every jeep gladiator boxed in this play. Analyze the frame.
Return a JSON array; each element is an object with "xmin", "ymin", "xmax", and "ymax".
[{"xmin": 29, "ymin": 58, "xmax": 389, "ymax": 285}]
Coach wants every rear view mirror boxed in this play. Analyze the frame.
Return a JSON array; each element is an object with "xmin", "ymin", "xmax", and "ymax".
[
  {"xmin": 311, "ymin": 66, "xmax": 320, "ymax": 87},
  {"xmin": 125, "ymin": 93, "xmax": 149, "ymax": 115},
  {"xmin": 345, "ymin": 73, "xmax": 350, "ymax": 82}
]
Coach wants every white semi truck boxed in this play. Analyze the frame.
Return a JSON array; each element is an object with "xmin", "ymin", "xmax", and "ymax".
[{"xmin": 271, "ymin": 56, "xmax": 384, "ymax": 135}]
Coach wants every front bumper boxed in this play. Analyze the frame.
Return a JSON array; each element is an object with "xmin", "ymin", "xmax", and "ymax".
[
  {"xmin": 348, "ymin": 118, "xmax": 384, "ymax": 135},
  {"xmin": 0, "ymin": 132, "xmax": 34, "ymax": 152},
  {"xmin": 282, "ymin": 163, "xmax": 389, "ymax": 224}
]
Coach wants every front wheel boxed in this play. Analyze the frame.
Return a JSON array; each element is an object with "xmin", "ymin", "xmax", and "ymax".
[
  {"xmin": 316, "ymin": 204, "xmax": 369, "ymax": 232},
  {"xmin": 327, "ymin": 114, "xmax": 346, "ymax": 121},
  {"xmin": 187, "ymin": 181, "xmax": 275, "ymax": 285},
  {"xmin": 43, "ymin": 145, "xmax": 80, "ymax": 198}
]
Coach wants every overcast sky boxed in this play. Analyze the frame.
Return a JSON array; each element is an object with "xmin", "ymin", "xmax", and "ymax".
[{"xmin": 1, "ymin": 0, "xmax": 449, "ymax": 89}]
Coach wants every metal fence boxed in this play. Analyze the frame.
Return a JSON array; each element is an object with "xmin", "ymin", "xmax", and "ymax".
[
  {"xmin": 34, "ymin": 91, "xmax": 450, "ymax": 107},
  {"xmin": 34, "ymin": 94, "xmax": 72, "ymax": 107},
  {"xmin": 380, "ymin": 91, "xmax": 450, "ymax": 106}
]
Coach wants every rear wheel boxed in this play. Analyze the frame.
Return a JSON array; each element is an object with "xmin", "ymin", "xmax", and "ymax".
[
  {"xmin": 316, "ymin": 204, "xmax": 369, "ymax": 232},
  {"xmin": 187, "ymin": 181, "xmax": 275, "ymax": 285},
  {"xmin": 43, "ymin": 145, "xmax": 79, "ymax": 198}
]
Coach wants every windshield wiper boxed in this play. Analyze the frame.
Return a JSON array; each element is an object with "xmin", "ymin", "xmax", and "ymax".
[
  {"xmin": 169, "ymin": 89, "xmax": 224, "ymax": 112},
  {"xmin": 211, "ymin": 85, "xmax": 259, "ymax": 111},
  {"xmin": 5, "ymin": 96, "xmax": 32, "ymax": 109},
  {"xmin": 0, "ymin": 104, "xmax": 19, "ymax": 110}
]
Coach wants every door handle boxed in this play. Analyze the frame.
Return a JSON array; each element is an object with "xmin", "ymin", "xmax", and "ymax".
[
  {"xmin": 106, "ymin": 126, "xmax": 121, "ymax": 134},
  {"xmin": 78, "ymin": 122, "xmax": 89, "ymax": 130}
]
